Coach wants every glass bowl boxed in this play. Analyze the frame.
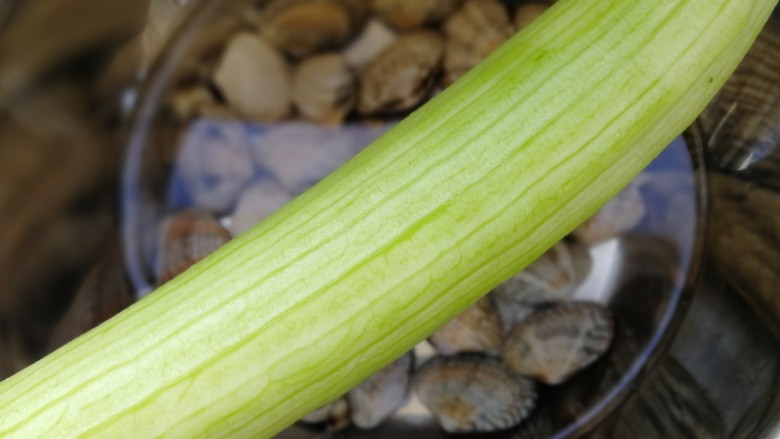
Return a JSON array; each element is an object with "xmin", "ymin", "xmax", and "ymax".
[{"xmin": 120, "ymin": 0, "xmax": 706, "ymax": 437}]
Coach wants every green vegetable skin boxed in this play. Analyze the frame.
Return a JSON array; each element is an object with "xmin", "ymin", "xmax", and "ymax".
[{"xmin": 1, "ymin": 0, "xmax": 775, "ymax": 437}]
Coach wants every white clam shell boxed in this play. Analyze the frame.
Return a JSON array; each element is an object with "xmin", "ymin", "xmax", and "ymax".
[
  {"xmin": 250, "ymin": 122, "xmax": 389, "ymax": 195},
  {"xmin": 343, "ymin": 19, "xmax": 398, "ymax": 70},
  {"xmin": 229, "ymin": 180, "xmax": 292, "ymax": 236},
  {"xmin": 213, "ymin": 32, "xmax": 291, "ymax": 121},
  {"xmin": 176, "ymin": 120, "xmax": 256, "ymax": 212}
]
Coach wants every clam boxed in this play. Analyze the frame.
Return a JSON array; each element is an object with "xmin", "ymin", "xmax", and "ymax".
[
  {"xmin": 291, "ymin": 53, "xmax": 356, "ymax": 124},
  {"xmin": 47, "ymin": 246, "xmax": 135, "ymax": 352},
  {"xmin": 514, "ymin": 3, "xmax": 550, "ymax": 31},
  {"xmin": 502, "ymin": 302, "xmax": 614, "ymax": 385},
  {"xmin": 574, "ymin": 178, "xmax": 647, "ymax": 245},
  {"xmin": 229, "ymin": 180, "xmax": 292, "ymax": 236},
  {"xmin": 347, "ymin": 351, "xmax": 414, "ymax": 429},
  {"xmin": 492, "ymin": 239, "xmax": 592, "ymax": 306},
  {"xmin": 213, "ymin": 32, "xmax": 291, "ymax": 121},
  {"xmin": 343, "ymin": 19, "xmax": 398, "ymax": 70},
  {"xmin": 429, "ymin": 296, "xmax": 503, "ymax": 355},
  {"xmin": 257, "ymin": 0, "xmax": 365, "ymax": 58},
  {"xmin": 170, "ymin": 84, "xmax": 216, "ymax": 120},
  {"xmin": 156, "ymin": 210, "xmax": 232, "ymax": 285},
  {"xmin": 442, "ymin": 0, "xmax": 514, "ymax": 85},
  {"xmin": 414, "ymin": 354, "xmax": 537, "ymax": 433},
  {"xmin": 358, "ymin": 30, "xmax": 444, "ymax": 115},
  {"xmin": 177, "ymin": 119, "xmax": 256, "ymax": 212},
  {"xmin": 300, "ymin": 397, "xmax": 351, "ymax": 429},
  {"xmin": 370, "ymin": 0, "xmax": 460, "ymax": 31},
  {"xmin": 491, "ymin": 296, "xmax": 537, "ymax": 333},
  {"xmin": 250, "ymin": 123, "xmax": 359, "ymax": 195}
]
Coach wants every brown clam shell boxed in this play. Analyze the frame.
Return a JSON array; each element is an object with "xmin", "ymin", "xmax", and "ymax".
[
  {"xmin": 502, "ymin": 302, "xmax": 613, "ymax": 385},
  {"xmin": 414, "ymin": 354, "xmax": 536, "ymax": 433},
  {"xmin": 358, "ymin": 30, "xmax": 443, "ymax": 115},
  {"xmin": 156, "ymin": 210, "xmax": 232, "ymax": 285},
  {"xmin": 370, "ymin": 0, "xmax": 460, "ymax": 31},
  {"xmin": 492, "ymin": 239, "xmax": 592, "ymax": 305},
  {"xmin": 300, "ymin": 397, "xmax": 351, "ymax": 429},
  {"xmin": 291, "ymin": 53, "xmax": 356, "ymax": 124},
  {"xmin": 442, "ymin": 0, "xmax": 514, "ymax": 85},
  {"xmin": 347, "ymin": 351, "xmax": 414, "ymax": 428},
  {"xmin": 429, "ymin": 296, "xmax": 503, "ymax": 355},
  {"xmin": 514, "ymin": 3, "xmax": 549, "ymax": 31},
  {"xmin": 258, "ymin": 0, "xmax": 365, "ymax": 58}
]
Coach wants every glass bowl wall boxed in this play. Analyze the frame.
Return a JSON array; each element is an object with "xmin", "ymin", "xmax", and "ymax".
[{"xmin": 121, "ymin": 0, "xmax": 707, "ymax": 437}]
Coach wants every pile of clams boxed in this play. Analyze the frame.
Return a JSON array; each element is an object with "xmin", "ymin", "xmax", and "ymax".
[
  {"xmin": 153, "ymin": 0, "xmax": 651, "ymax": 435},
  {"xmin": 168, "ymin": 0, "xmax": 559, "ymax": 125}
]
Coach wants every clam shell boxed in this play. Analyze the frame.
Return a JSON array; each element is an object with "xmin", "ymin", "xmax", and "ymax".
[
  {"xmin": 370, "ymin": 0, "xmax": 460, "ymax": 31},
  {"xmin": 156, "ymin": 210, "xmax": 232, "ymax": 285},
  {"xmin": 343, "ymin": 19, "xmax": 398, "ymax": 70},
  {"xmin": 229, "ymin": 180, "xmax": 292, "ymax": 236},
  {"xmin": 514, "ymin": 3, "xmax": 549, "ymax": 31},
  {"xmin": 347, "ymin": 351, "xmax": 414, "ymax": 429},
  {"xmin": 490, "ymin": 295, "xmax": 537, "ymax": 333},
  {"xmin": 574, "ymin": 178, "xmax": 647, "ymax": 245},
  {"xmin": 414, "ymin": 354, "xmax": 536, "ymax": 433},
  {"xmin": 300, "ymin": 396, "xmax": 351, "ymax": 429},
  {"xmin": 291, "ymin": 53, "xmax": 356, "ymax": 124},
  {"xmin": 258, "ymin": 0, "xmax": 365, "ymax": 58},
  {"xmin": 47, "ymin": 246, "xmax": 134, "ymax": 352},
  {"xmin": 250, "ymin": 123, "xmax": 362, "ymax": 195},
  {"xmin": 170, "ymin": 85, "xmax": 216, "ymax": 120},
  {"xmin": 492, "ymin": 239, "xmax": 592, "ymax": 305},
  {"xmin": 358, "ymin": 30, "xmax": 443, "ymax": 115},
  {"xmin": 429, "ymin": 296, "xmax": 503, "ymax": 355},
  {"xmin": 176, "ymin": 120, "xmax": 256, "ymax": 212},
  {"xmin": 502, "ymin": 302, "xmax": 614, "ymax": 385},
  {"xmin": 442, "ymin": 0, "xmax": 514, "ymax": 85},
  {"xmin": 213, "ymin": 32, "xmax": 291, "ymax": 121}
]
